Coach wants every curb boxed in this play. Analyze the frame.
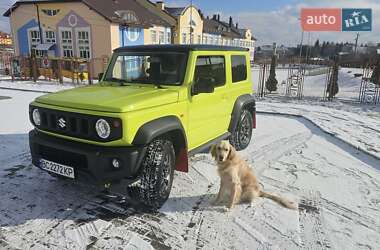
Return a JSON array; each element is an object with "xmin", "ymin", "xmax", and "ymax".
[
  {"xmin": 257, "ymin": 110, "xmax": 380, "ymax": 163},
  {"xmin": 0, "ymin": 86, "xmax": 52, "ymax": 94}
]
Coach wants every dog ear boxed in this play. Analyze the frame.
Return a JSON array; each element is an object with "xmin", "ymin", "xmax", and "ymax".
[
  {"xmin": 210, "ymin": 144, "xmax": 217, "ymax": 159},
  {"xmin": 228, "ymin": 144, "xmax": 236, "ymax": 160}
]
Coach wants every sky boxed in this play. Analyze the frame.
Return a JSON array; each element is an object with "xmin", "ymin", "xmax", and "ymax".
[{"xmin": 0, "ymin": 0, "xmax": 379, "ymax": 46}]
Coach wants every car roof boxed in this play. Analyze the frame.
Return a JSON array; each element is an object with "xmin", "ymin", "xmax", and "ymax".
[{"xmin": 113, "ymin": 44, "xmax": 249, "ymax": 53}]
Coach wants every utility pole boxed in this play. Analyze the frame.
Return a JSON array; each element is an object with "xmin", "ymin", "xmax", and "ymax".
[
  {"xmin": 36, "ymin": 4, "xmax": 43, "ymax": 44},
  {"xmin": 298, "ymin": 30, "xmax": 304, "ymax": 69},
  {"xmin": 305, "ymin": 32, "xmax": 311, "ymax": 64},
  {"xmin": 354, "ymin": 33, "xmax": 359, "ymax": 55},
  {"xmin": 10, "ymin": 4, "xmax": 15, "ymax": 52},
  {"xmin": 189, "ymin": 0, "xmax": 193, "ymax": 44}
]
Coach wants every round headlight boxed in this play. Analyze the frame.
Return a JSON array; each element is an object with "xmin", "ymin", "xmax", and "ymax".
[
  {"xmin": 95, "ymin": 119, "xmax": 111, "ymax": 139},
  {"xmin": 32, "ymin": 109, "xmax": 41, "ymax": 126}
]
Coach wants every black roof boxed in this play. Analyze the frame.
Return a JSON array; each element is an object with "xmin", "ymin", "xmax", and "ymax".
[
  {"xmin": 4, "ymin": 0, "xmax": 176, "ymax": 27},
  {"xmin": 164, "ymin": 7, "xmax": 185, "ymax": 17},
  {"xmin": 114, "ymin": 44, "xmax": 249, "ymax": 53}
]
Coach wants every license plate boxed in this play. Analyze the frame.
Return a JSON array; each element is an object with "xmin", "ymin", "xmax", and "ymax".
[{"xmin": 39, "ymin": 159, "xmax": 75, "ymax": 179}]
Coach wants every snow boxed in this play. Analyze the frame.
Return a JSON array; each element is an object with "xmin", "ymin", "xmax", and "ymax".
[
  {"xmin": 0, "ymin": 79, "xmax": 75, "ymax": 93},
  {"xmin": 1, "ymin": 69, "xmax": 380, "ymax": 249}
]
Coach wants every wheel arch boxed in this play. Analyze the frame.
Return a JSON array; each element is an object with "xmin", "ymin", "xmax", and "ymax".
[
  {"xmin": 132, "ymin": 116, "xmax": 189, "ymax": 173},
  {"xmin": 228, "ymin": 94, "xmax": 256, "ymax": 133}
]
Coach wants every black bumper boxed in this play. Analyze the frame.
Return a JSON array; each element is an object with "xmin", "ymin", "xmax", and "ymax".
[{"xmin": 29, "ymin": 130, "xmax": 146, "ymax": 187}]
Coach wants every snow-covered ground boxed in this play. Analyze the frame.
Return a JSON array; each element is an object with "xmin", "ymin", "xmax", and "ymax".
[
  {"xmin": 252, "ymin": 67, "xmax": 364, "ymax": 101},
  {"xmin": 0, "ymin": 70, "xmax": 380, "ymax": 249},
  {"xmin": 0, "ymin": 78, "xmax": 76, "ymax": 93}
]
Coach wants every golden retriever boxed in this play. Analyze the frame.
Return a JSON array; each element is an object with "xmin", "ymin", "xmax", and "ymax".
[{"xmin": 210, "ymin": 140, "xmax": 297, "ymax": 211}]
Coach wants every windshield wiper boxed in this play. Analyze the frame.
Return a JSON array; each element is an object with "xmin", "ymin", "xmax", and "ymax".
[
  {"xmin": 106, "ymin": 78, "xmax": 131, "ymax": 86},
  {"xmin": 153, "ymin": 82, "xmax": 164, "ymax": 89}
]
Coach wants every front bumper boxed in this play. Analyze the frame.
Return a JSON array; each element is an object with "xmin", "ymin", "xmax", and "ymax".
[{"xmin": 29, "ymin": 129, "xmax": 146, "ymax": 188}]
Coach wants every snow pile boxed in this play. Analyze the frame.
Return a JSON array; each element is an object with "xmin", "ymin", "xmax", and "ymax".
[{"xmin": 0, "ymin": 79, "xmax": 76, "ymax": 93}]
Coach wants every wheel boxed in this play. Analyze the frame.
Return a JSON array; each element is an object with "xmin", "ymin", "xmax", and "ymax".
[
  {"xmin": 229, "ymin": 109, "xmax": 253, "ymax": 151},
  {"xmin": 128, "ymin": 138, "xmax": 175, "ymax": 209}
]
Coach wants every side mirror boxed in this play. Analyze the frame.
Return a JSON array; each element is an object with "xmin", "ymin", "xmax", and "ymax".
[
  {"xmin": 192, "ymin": 77, "xmax": 215, "ymax": 95},
  {"xmin": 98, "ymin": 72, "xmax": 104, "ymax": 80}
]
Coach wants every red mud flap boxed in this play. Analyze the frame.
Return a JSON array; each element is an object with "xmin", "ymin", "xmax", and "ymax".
[{"xmin": 175, "ymin": 147, "xmax": 188, "ymax": 172}]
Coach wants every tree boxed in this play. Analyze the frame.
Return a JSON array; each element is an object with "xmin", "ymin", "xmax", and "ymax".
[
  {"xmin": 265, "ymin": 54, "xmax": 278, "ymax": 93},
  {"xmin": 313, "ymin": 39, "xmax": 321, "ymax": 57},
  {"xmin": 370, "ymin": 60, "xmax": 380, "ymax": 86},
  {"xmin": 327, "ymin": 57, "xmax": 339, "ymax": 100},
  {"xmin": 321, "ymin": 41, "xmax": 327, "ymax": 57},
  {"xmin": 314, "ymin": 39, "xmax": 320, "ymax": 48}
]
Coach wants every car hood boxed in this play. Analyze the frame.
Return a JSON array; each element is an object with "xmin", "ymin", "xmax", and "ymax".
[{"xmin": 35, "ymin": 84, "xmax": 179, "ymax": 113}]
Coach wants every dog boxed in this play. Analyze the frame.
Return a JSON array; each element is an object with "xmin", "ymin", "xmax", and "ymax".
[{"xmin": 210, "ymin": 140, "xmax": 297, "ymax": 211}]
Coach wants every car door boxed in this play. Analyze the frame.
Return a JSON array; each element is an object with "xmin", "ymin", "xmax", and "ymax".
[{"xmin": 187, "ymin": 54, "xmax": 230, "ymax": 150}]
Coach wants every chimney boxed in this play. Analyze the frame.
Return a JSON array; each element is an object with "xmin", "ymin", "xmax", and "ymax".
[
  {"xmin": 235, "ymin": 23, "xmax": 238, "ymax": 29},
  {"xmin": 206, "ymin": 16, "xmax": 209, "ymax": 19},
  {"xmin": 217, "ymin": 14, "xmax": 220, "ymax": 21},
  {"xmin": 156, "ymin": 1, "xmax": 165, "ymax": 10},
  {"xmin": 229, "ymin": 16, "xmax": 233, "ymax": 27},
  {"xmin": 212, "ymin": 14, "xmax": 217, "ymax": 20}
]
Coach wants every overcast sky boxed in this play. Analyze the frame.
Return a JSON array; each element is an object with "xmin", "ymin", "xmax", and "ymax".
[{"xmin": 0, "ymin": 0, "xmax": 379, "ymax": 46}]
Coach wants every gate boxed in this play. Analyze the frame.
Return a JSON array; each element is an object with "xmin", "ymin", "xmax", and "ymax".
[
  {"xmin": 285, "ymin": 65, "xmax": 305, "ymax": 99},
  {"xmin": 359, "ymin": 63, "xmax": 380, "ymax": 104}
]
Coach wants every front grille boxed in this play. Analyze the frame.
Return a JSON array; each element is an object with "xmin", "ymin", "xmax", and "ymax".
[
  {"xmin": 30, "ymin": 106, "xmax": 122, "ymax": 142},
  {"xmin": 38, "ymin": 145, "xmax": 87, "ymax": 170}
]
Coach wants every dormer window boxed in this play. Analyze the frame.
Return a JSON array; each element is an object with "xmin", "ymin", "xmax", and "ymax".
[{"xmin": 42, "ymin": 9, "xmax": 60, "ymax": 16}]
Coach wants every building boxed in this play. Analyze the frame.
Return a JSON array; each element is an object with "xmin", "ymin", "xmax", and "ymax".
[
  {"xmin": 3, "ymin": 0, "xmax": 176, "ymax": 74},
  {"xmin": 161, "ymin": 3, "xmax": 204, "ymax": 45},
  {"xmin": 0, "ymin": 32, "xmax": 13, "ymax": 47},
  {"xmin": 162, "ymin": 3, "xmax": 256, "ymax": 60},
  {"xmin": 202, "ymin": 14, "xmax": 256, "ymax": 60},
  {"xmin": 4, "ymin": 0, "xmax": 256, "ymax": 66}
]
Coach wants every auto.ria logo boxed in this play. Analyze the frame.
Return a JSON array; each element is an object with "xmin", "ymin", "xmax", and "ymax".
[
  {"xmin": 58, "ymin": 118, "xmax": 66, "ymax": 129},
  {"xmin": 301, "ymin": 8, "xmax": 372, "ymax": 32},
  {"xmin": 342, "ymin": 9, "xmax": 372, "ymax": 31}
]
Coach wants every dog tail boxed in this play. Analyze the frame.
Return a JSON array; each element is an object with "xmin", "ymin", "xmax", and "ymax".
[{"xmin": 259, "ymin": 191, "xmax": 297, "ymax": 210}]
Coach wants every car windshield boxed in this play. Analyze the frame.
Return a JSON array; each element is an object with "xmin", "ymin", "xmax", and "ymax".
[{"xmin": 104, "ymin": 52, "xmax": 187, "ymax": 86}]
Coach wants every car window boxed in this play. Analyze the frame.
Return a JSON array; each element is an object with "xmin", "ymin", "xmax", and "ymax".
[
  {"xmin": 231, "ymin": 55, "xmax": 247, "ymax": 83},
  {"xmin": 105, "ymin": 52, "xmax": 187, "ymax": 86},
  {"xmin": 194, "ymin": 56, "xmax": 226, "ymax": 87}
]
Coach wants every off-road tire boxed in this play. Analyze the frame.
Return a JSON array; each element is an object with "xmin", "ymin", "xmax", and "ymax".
[
  {"xmin": 128, "ymin": 138, "xmax": 175, "ymax": 209},
  {"xmin": 229, "ymin": 109, "xmax": 253, "ymax": 151}
]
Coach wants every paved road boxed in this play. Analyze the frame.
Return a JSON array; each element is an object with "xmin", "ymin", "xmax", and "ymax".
[{"xmin": 0, "ymin": 89, "xmax": 379, "ymax": 249}]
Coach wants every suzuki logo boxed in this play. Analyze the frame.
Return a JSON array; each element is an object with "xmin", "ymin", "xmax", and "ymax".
[{"xmin": 58, "ymin": 118, "xmax": 66, "ymax": 129}]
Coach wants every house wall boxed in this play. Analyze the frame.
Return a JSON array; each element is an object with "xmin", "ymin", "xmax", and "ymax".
[
  {"xmin": 9, "ymin": 2, "xmax": 113, "ymax": 60},
  {"xmin": 144, "ymin": 26, "xmax": 171, "ymax": 45},
  {"xmin": 119, "ymin": 27, "xmax": 145, "ymax": 47},
  {"xmin": 110, "ymin": 24, "xmax": 120, "ymax": 51},
  {"xmin": 175, "ymin": 6, "xmax": 203, "ymax": 44},
  {"xmin": 202, "ymin": 33, "xmax": 222, "ymax": 45}
]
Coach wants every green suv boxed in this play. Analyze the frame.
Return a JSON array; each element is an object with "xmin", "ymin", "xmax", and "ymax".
[{"xmin": 29, "ymin": 45, "xmax": 256, "ymax": 209}]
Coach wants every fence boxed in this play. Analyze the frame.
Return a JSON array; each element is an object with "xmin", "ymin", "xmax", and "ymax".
[{"xmin": 0, "ymin": 53, "xmax": 109, "ymax": 85}]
